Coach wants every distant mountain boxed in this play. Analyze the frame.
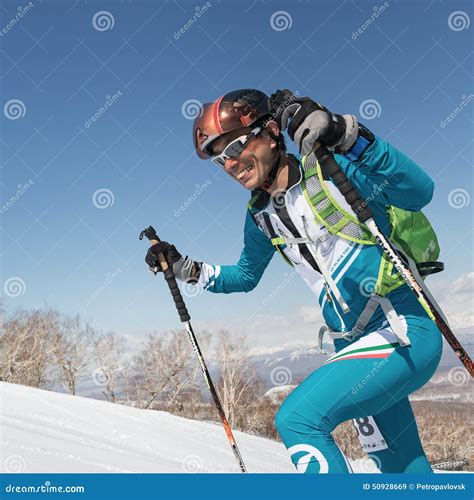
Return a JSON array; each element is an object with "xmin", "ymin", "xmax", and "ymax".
[{"xmin": 249, "ymin": 340, "xmax": 327, "ymax": 390}]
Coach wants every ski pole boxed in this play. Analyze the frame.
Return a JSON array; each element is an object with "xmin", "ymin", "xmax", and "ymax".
[
  {"xmin": 139, "ymin": 226, "xmax": 247, "ymax": 473},
  {"xmin": 314, "ymin": 144, "xmax": 474, "ymax": 377}
]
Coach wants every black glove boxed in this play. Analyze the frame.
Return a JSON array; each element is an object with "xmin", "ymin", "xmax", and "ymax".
[
  {"xmin": 145, "ymin": 241, "xmax": 201, "ymax": 283},
  {"xmin": 269, "ymin": 89, "xmax": 358, "ymax": 155},
  {"xmin": 145, "ymin": 241, "xmax": 182, "ymax": 271}
]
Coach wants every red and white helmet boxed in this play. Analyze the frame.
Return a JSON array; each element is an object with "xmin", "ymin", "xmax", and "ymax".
[{"xmin": 193, "ymin": 89, "xmax": 272, "ymax": 159}]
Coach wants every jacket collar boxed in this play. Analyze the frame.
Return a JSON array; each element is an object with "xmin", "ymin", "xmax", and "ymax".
[{"xmin": 250, "ymin": 153, "xmax": 302, "ymax": 210}]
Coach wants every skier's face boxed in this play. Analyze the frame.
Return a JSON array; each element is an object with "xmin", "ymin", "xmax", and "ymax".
[{"xmin": 210, "ymin": 124, "xmax": 280, "ymax": 190}]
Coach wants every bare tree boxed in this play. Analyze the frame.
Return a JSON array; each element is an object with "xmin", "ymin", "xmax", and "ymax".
[
  {"xmin": 214, "ymin": 330, "xmax": 260, "ymax": 430},
  {"xmin": 51, "ymin": 315, "xmax": 95, "ymax": 395},
  {"xmin": 132, "ymin": 330, "xmax": 207, "ymax": 412},
  {"xmin": 120, "ymin": 361, "xmax": 136, "ymax": 406},
  {"xmin": 0, "ymin": 308, "xmax": 60, "ymax": 388},
  {"xmin": 92, "ymin": 332, "xmax": 127, "ymax": 402}
]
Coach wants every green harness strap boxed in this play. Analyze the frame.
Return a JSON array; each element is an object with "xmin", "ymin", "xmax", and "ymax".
[{"xmin": 300, "ymin": 152, "xmax": 375, "ymax": 246}]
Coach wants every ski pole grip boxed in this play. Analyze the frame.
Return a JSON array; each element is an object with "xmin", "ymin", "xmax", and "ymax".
[
  {"xmin": 163, "ymin": 269, "xmax": 191, "ymax": 323},
  {"xmin": 315, "ymin": 144, "xmax": 373, "ymax": 224},
  {"xmin": 139, "ymin": 226, "xmax": 191, "ymax": 323}
]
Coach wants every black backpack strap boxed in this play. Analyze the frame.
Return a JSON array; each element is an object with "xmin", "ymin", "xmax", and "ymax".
[{"xmin": 247, "ymin": 197, "xmax": 293, "ymax": 267}]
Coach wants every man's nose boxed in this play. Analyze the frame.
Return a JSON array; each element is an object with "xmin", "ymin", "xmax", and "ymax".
[{"xmin": 223, "ymin": 157, "xmax": 239, "ymax": 174}]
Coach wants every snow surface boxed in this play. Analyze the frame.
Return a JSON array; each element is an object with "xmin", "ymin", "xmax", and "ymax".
[
  {"xmin": 0, "ymin": 383, "xmax": 386, "ymax": 474},
  {"xmin": 0, "ymin": 382, "xmax": 296, "ymax": 473},
  {"xmin": 4, "ymin": 383, "xmax": 464, "ymax": 475}
]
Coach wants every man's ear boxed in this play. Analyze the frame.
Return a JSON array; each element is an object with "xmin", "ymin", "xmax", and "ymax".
[{"xmin": 265, "ymin": 120, "xmax": 280, "ymax": 137}]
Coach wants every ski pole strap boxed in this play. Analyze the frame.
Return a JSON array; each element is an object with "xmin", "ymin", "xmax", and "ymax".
[{"xmin": 314, "ymin": 144, "xmax": 373, "ymax": 223}]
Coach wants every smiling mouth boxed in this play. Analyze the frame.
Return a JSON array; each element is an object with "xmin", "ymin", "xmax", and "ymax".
[{"xmin": 235, "ymin": 164, "xmax": 254, "ymax": 180}]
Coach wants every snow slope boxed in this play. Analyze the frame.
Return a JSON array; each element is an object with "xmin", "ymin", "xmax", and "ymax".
[
  {"xmin": 0, "ymin": 382, "xmax": 295, "ymax": 474},
  {"xmin": 8, "ymin": 383, "xmax": 464, "ymax": 474}
]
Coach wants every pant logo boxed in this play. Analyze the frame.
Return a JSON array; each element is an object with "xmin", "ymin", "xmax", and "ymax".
[{"xmin": 288, "ymin": 444, "xmax": 329, "ymax": 473}]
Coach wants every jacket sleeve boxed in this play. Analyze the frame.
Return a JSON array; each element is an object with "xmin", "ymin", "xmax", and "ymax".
[
  {"xmin": 335, "ymin": 136, "xmax": 435, "ymax": 211},
  {"xmin": 197, "ymin": 210, "xmax": 275, "ymax": 294}
]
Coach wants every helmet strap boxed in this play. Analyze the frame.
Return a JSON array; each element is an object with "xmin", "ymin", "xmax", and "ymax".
[{"xmin": 258, "ymin": 130, "xmax": 285, "ymax": 191}]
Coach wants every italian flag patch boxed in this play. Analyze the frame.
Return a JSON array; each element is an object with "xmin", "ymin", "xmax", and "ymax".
[{"xmin": 324, "ymin": 342, "xmax": 399, "ymax": 365}]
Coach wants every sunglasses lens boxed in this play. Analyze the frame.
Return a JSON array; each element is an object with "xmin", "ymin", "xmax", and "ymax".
[
  {"xmin": 224, "ymin": 139, "xmax": 245, "ymax": 159},
  {"xmin": 212, "ymin": 156, "xmax": 226, "ymax": 167}
]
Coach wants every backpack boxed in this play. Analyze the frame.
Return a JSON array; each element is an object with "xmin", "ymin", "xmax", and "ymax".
[{"xmin": 248, "ymin": 151, "xmax": 443, "ymax": 297}]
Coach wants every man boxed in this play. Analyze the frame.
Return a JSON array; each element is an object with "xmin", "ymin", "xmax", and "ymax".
[{"xmin": 145, "ymin": 89, "xmax": 442, "ymax": 473}]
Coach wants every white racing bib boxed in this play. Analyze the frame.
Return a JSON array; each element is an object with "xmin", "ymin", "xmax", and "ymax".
[{"xmin": 353, "ymin": 416, "xmax": 388, "ymax": 452}]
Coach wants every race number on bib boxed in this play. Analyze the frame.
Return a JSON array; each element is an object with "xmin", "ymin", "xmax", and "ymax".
[{"xmin": 352, "ymin": 416, "xmax": 388, "ymax": 452}]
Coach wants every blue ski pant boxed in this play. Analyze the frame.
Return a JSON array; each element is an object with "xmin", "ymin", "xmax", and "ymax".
[{"xmin": 275, "ymin": 298, "xmax": 442, "ymax": 473}]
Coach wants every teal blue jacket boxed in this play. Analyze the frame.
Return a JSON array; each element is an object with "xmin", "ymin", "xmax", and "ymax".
[{"xmin": 204, "ymin": 137, "xmax": 434, "ymax": 296}]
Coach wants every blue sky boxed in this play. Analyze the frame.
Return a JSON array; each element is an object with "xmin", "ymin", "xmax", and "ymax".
[{"xmin": 2, "ymin": 0, "xmax": 473, "ymax": 347}]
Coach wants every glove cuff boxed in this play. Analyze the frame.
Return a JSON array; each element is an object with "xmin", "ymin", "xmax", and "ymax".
[
  {"xmin": 344, "ymin": 123, "xmax": 375, "ymax": 160},
  {"xmin": 335, "ymin": 115, "xmax": 359, "ymax": 152},
  {"xmin": 173, "ymin": 256, "xmax": 202, "ymax": 283}
]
